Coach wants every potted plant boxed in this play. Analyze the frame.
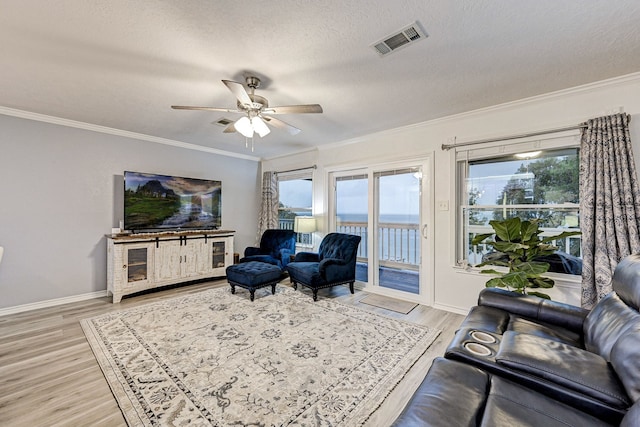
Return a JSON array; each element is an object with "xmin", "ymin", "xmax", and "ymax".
[{"xmin": 471, "ymin": 217, "xmax": 581, "ymax": 299}]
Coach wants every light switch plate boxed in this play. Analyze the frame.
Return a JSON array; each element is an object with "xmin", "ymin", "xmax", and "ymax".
[{"xmin": 438, "ymin": 200, "xmax": 449, "ymax": 211}]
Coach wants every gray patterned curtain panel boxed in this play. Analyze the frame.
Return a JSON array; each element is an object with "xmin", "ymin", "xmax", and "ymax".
[
  {"xmin": 257, "ymin": 171, "xmax": 279, "ymax": 242},
  {"xmin": 580, "ymin": 113, "xmax": 640, "ymax": 308}
]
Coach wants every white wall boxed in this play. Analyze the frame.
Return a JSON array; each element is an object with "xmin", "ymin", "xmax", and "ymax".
[
  {"xmin": 262, "ymin": 73, "xmax": 640, "ymax": 314},
  {"xmin": 0, "ymin": 114, "xmax": 261, "ymax": 309}
]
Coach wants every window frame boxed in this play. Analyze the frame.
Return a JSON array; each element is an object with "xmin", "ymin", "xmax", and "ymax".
[
  {"xmin": 454, "ymin": 133, "xmax": 581, "ymax": 275},
  {"xmin": 277, "ymin": 169, "xmax": 314, "ymax": 248}
]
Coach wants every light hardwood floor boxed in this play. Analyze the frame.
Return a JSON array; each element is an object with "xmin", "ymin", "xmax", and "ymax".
[{"xmin": 0, "ymin": 280, "xmax": 464, "ymax": 426}]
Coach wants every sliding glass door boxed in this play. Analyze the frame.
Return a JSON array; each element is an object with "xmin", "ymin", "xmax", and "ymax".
[
  {"xmin": 333, "ymin": 172, "xmax": 369, "ymax": 283},
  {"xmin": 374, "ymin": 167, "xmax": 422, "ymax": 294},
  {"xmin": 330, "ymin": 159, "xmax": 431, "ymax": 301}
]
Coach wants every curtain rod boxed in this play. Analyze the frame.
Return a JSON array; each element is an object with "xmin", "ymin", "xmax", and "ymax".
[
  {"xmin": 274, "ymin": 165, "xmax": 317, "ymax": 175},
  {"xmin": 441, "ymin": 124, "xmax": 587, "ymax": 151}
]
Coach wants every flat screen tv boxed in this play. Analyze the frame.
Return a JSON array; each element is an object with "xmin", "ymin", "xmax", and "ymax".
[{"xmin": 124, "ymin": 171, "xmax": 221, "ymax": 232}]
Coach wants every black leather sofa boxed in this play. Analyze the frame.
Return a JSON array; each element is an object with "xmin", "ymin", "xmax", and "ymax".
[{"xmin": 393, "ymin": 254, "xmax": 640, "ymax": 426}]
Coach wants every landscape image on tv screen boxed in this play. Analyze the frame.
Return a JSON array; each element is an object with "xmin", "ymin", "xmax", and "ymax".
[{"xmin": 124, "ymin": 171, "xmax": 221, "ymax": 231}]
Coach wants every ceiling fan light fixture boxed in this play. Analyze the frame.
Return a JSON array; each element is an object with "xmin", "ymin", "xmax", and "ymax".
[
  {"xmin": 234, "ymin": 116, "xmax": 254, "ymax": 138},
  {"xmin": 252, "ymin": 116, "xmax": 271, "ymax": 137}
]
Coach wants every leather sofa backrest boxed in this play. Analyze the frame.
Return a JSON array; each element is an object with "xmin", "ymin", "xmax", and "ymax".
[
  {"xmin": 584, "ymin": 254, "xmax": 640, "ymax": 360},
  {"xmin": 612, "ymin": 253, "xmax": 640, "ymax": 310}
]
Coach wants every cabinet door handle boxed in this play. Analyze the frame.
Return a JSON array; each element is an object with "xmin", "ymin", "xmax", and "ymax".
[{"xmin": 123, "ymin": 265, "xmax": 127, "ymax": 269}]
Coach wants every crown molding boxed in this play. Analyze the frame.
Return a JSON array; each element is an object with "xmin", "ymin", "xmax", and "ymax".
[
  {"xmin": 318, "ymin": 71, "xmax": 640, "ymax": 152},
  {"xmin": 0, "ymin": 106, "xmax": 260, "ymax": 162}
]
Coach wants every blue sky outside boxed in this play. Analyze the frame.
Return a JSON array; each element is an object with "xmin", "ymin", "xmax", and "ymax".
[{"xmin": 280, "ymin": 174, "xmax": 420, "ymax": 222}]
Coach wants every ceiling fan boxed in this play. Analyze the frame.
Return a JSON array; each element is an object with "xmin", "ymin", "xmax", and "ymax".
[{"xmin": 171, "ymin": 76, "xmax": 323, "ymax": 145}]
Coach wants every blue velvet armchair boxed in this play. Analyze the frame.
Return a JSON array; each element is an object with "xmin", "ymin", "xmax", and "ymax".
[
  {"xmin": 240, "ymin": 229, "xmax": 297, "ymax": 270},
  {"xmin": 286, "ymin": 232, "xmax": 361, "ymax": 301}
]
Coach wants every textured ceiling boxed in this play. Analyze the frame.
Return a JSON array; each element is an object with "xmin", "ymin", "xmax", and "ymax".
[{"xmin": 2, "ymin": 1, "xmax": 640, "ymax": 159}]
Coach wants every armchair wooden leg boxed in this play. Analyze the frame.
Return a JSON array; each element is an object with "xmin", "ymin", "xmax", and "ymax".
[
  {"xmin": 349, "ymin": 282, "xmax": 354, "ymax": 294},
  {"xmin": 271, "ymin": 284, "xmax": 276, "ymax": 295},
  {"xmin": 313, "ymin": 289, "xmax": 318, "ymax": 301},
  {"xmin": 250, "ymin": 289, "xmax": 256, "ymax": 301},
  {"xmin": 292, "ymin": 282, "xmax": 298, "ymax": 290}
]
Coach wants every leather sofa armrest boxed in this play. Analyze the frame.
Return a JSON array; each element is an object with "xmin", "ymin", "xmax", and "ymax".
[
  {"xmin": 478, "ymin": 288, "xmax": 589, "ymax": 333},
  {"xmin": 244, "ymin": 246, "xmax": 262, "ymax": 257},
  {"xmin": 293, "ymin": 252, "xmax": 320, "ymax": 262},
  {"xmin": 496, "ymin": 331, "xmax": 630, "ymax": 409}
]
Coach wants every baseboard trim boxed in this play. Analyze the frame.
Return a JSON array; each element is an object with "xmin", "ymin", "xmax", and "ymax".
[
  {"xmin": 432, "ymin": 302, "xmax": 469, "ymax": 316},
  {"xmin": 0, "ymin": 290, "xmax": 108, "ymax": 317}
]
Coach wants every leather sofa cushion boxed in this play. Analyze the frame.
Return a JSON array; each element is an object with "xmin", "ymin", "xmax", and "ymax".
[
  {"xmin": 392, "ymin": 358, "xmax": 615, "ymax": 427},
  {"xmin": 391, "ymin": 357, "xmax": 489, "ymax": 426},
  {"xmin": 508, "ymin": 316, "xmax": 582, "ymax": 348},
  {"xmin": 583, "ymin": 292, "xmax": 640, "ymax": 360},
  {"xmin": 610, "ymin": 326, "xmax": 640, "ymax": 402},
  {"xmin": 484, "ymin": 376, "xmax": 611, "ymax": 427},
  {"xmin": 496, "ymin": 331, "xmax": 630, "ymax": 409}
]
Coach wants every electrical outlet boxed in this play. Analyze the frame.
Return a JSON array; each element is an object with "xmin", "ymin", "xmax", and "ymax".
[{"xmin": 438, "ymin": 200, "xmax": 449, "ymax": 211}]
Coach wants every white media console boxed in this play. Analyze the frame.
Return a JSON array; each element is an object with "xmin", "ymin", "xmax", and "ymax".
[{"xmin": 106, "ymin": 230, "xmax": 234, "ymax": 303}]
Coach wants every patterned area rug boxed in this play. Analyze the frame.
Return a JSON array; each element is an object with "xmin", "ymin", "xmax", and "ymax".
[{"xmin": 81, "ymin": 286, "xmax": 440, "ymax": 426}]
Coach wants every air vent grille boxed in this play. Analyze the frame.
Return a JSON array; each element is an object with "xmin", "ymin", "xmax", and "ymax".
[
  {"xmin": 371, "ymin": 21, "xmax": 427, "ymax": 57},
  {"xmin": 214, "ymin": 118, "xmax": 234, "ymax": 127}
]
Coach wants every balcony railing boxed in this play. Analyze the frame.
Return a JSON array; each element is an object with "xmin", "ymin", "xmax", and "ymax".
[
  {"xmin": 278, "ymin": 218, "xmax": 312, "ymax": 245},
  {"xmin": 279, "ymin": 219, "xmax": 420, "ymax": 270}
]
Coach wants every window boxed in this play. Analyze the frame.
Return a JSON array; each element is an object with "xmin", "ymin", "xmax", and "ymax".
[
  {"xmin": 456, "ymin": 137, "xmax": 581, "ymax": 275},
  {"xmin": 278, "ymin": 170, "xmax": 313, "ymax": 247}
]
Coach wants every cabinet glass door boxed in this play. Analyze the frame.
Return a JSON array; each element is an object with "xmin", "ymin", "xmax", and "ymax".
[
  {"xmin": 212, "ymin": 241, "xmax": 226, "ymax": 268},
  {"xmin": 127, "ymin": 247, "xmax": 148, "ymax": 282}
]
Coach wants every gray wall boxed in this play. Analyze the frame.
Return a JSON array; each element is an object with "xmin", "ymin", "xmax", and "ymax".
[{"xmin": 0, "ymin": 114, "xmax": 260, "ymax": 309}]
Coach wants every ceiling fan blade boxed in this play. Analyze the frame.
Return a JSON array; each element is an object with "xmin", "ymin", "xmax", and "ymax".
[
  {"xmin": 222, "ymin": 80, "xmax": 253, "ymax": 107},
  {"xmin": 171, "ymin": 105, "xmax": 238, "ymax": 113},
  {"xmin": 263, "ymin": 104, "xmax": 323, "ymax": 114},
  {"xmin": 263, "ymin": 116, "xmax": 301, "ymax": 135}
]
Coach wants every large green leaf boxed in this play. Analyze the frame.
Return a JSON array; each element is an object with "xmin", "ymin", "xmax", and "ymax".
[
  {"xmin": 471, "ymin": 233, "xmax": 495, "ymax": 245},
  {"xmin": 486, "ymin": 273, "xmax": 528, "ymax": 293},
  {"xmin": 531, "ymin": 276, "xmax": 555, "ymax": 288},
  {"xmin": 492, "ymin": 241, "xmax": 528, "ymax": 253},
  {"xmin": 478, "ymin": 268, "xmax": 504, "ymax": 275},
  {"xmin": 500, "ymin": 271, "xmax": 529, "ymax": 289},
  {"xmin": 539, "ymin": 230, "xmax": 582, "ymax": 244},
  {"xmin": 485, "ymin": 277, "xmax": 509, "ymax": 289},
  {"xmin": 520, "ymin": 220, "xmax": 541, "ymax": 242},
  {"xmin": 513, "ymin": 261, "xmax": 550, "ymax": 275},
  {"xmin": 490, "ymin": 217, "xmax": 522, "ymax": 242},
  {"xmin": 527, "ymin": 291, "xmax": 551, "ymax": 300}
]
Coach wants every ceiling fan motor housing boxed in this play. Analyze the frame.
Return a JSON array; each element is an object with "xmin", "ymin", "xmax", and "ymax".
[{"xmin": 238, "ymin": 94, "xmax": 268, "ymax": 111}]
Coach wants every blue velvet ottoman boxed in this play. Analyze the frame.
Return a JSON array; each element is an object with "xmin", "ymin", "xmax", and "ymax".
[{"xmin": 226, "ymin": 261, "xmax": 283, "ymax": 301}]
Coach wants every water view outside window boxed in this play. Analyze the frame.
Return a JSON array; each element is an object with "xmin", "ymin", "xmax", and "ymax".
[
  {"xmin": 333, "ymin": 169, "xmax": 422, "ymax": 294},
  {"xmin": 278, "ymin": 177, "xmax": 313, "ymax": 246},
  {"xmin": 462, "ymin": 148, "xmax": 581, "ymax": 273}
]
